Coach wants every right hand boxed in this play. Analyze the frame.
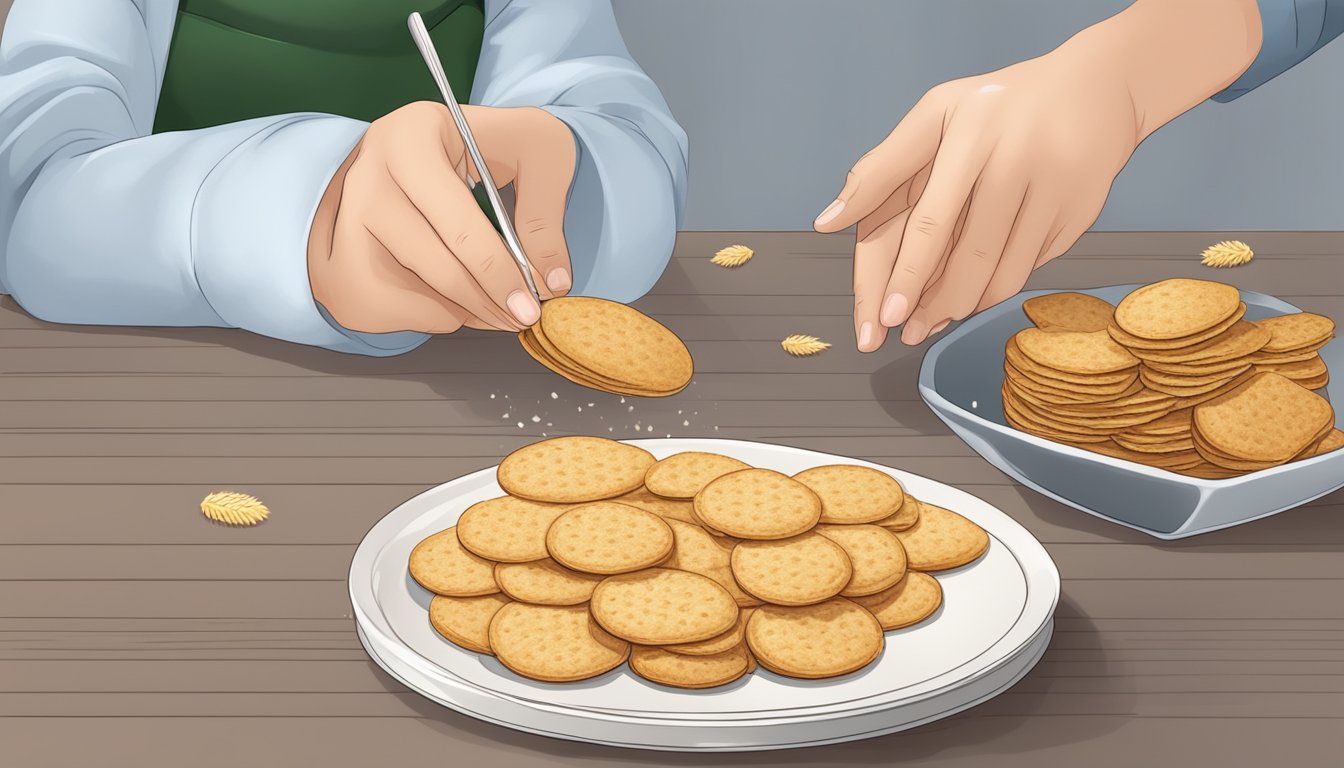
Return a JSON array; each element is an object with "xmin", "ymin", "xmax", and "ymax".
[{"xmin": 307, "ymin": 101, "xmax": 577, "ymax": 335}]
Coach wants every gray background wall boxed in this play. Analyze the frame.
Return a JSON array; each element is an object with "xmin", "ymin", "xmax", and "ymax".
[
  {"xmin": 611, "ymin": 0, "xmax": 1344, "ymax": 231},
  {"xmin": 2, "ymin": 0, "xmax": 1340, "ymax": 231}
]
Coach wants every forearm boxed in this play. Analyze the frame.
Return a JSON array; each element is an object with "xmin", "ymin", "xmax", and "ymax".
[{"xmin": 1061, "ymin": 0, "xmax": 1264, "ymax": 139}]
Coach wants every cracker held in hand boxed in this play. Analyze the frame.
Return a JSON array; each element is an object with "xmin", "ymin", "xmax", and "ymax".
[
  {"xmin": 498, "ymin": 436, "xmax": 654, "ymax": 503},
  {"xmin": 518, "ymin": 296, "xmax": 693, "ymax": 397}
]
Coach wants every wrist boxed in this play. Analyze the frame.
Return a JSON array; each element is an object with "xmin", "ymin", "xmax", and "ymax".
[{"xmin": 1061, "ymin": 0, "xmax": 1263, "ymax": 139}]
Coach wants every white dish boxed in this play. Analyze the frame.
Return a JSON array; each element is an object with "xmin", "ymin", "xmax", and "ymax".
[
  {"xmin": 919, "ymin": 285, "xmax": 1342, "ymax": 540},
  {"xmin": 349, "ymin": 438, "xmax": 1060, "ymax": 751}
]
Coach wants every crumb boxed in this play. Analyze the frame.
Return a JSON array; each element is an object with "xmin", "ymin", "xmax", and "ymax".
[
  {"xmin": 551, "ymin": 392, "xmax": 558, "ymax": 399},
  {"xmin": 531, "ymin": 415, "xmax": 541, "ymax": 423}
]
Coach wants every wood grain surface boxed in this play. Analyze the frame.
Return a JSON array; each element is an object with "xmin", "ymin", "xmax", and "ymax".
[{"xmin": 3, "ymin": 231, "xmax": 1343, "ymax": 766}]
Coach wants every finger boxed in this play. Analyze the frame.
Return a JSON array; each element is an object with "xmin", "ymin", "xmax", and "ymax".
[
  {"xmin": 974, "ymin": 195, "xmax": 1057, "ymax": 313},
  {"xmin": 513, "ymin": 134, "xmax": 577, "ymax": 298},
  {"xmin": 815, "ymin": 99, "xmax": 943, "ymax": 233},
  {"xmin": 901, "ymin": 175, "xmax": 1028, "ymax": 342},
  {"xmin": 368, "ymin": 190, "xmax": 523, "ymax": 332},
  {"xmin": 327, "ymin": 233, "xmax": 474, "ymax": 335},
  {"xmin": 390, "ymin": 144, "xmax": 541, "ymax": 327},
  {"xmin": 853, "ymin": 206, "xmax": 912, "ymax": 353},
  {"xmin": 880, "ymin": 131, "xmax": 988, "ymax": 330}
]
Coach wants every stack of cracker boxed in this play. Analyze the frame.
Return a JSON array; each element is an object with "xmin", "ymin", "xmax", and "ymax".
[
  {"xmin": 409, "ymin": 436, "xmax": 989, "ymax": 688},
  {"xmin": 518, "ymin": 296, "xmax": 693, "ymax": 397},
  {"xmin": 1002, "ymin": 281, "xmax": 1342, "ymax": 479}
]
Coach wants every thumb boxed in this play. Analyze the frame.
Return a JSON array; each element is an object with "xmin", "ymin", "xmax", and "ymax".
[{"xmin": 814, "ymin": 99, "xmax": 943, "ymax": 233}]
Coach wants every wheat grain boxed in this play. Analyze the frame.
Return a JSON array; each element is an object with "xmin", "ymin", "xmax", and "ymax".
[
  {"xmin": 781, "ymin": 334, "xmax": 832, "ymax": 357},
  {"xmin": 711, "ymin": 244, "xmax": 754, "ymax": 268},
  {"xmin": 200, "ymin": 491, "xmax": 270, "ymax": 527},
  {"xmin": 1200, "ymin": 240, "xmax": 1253, "ymax": 268}
]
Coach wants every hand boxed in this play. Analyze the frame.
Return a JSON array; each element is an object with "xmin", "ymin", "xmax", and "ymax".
[
  {"xmin": 815, "ymin": 0, "xmax": 1263, "ymax": 351},
  {"xmin": 307, "ymin": 102, "xmax": 576, "ymax": 335}
]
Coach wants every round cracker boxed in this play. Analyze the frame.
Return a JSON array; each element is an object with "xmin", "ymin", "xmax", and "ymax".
[
  {"xmin": 409, "ymin": 527, "xmax": 499, "ymax": 597},
  {"xmin": 1006, "ymin": 361, "xmax": 1143, "ymax": 400},
  {"xmin": 894, "ymin": 502, "xmax": 990, "ymax": 571},
  {"xmin": 873, "ymin": 495, "xmax": 921, "ymax": 531},
  {"xmin": 661, "ymin": 519, "xmax": 761, "ymax": 607},
  {"xmin": 630, "ymin": 644, "xmax": 752, "ymax": 689},
  {"xmin": 1114, "ymin": 279, "xmax": 1242, "ymax": 340},
  {"xmin": 536, "ymin": 297, "xmax": 694, "ymax": 394},
  {"xmin": 1139, "ymin": 364, "xmax": 1251, "ymax": 389},
  {"xmin": 591, "ymin": 568, "xmax": 738, "ymax": 645},
  {"xmin": 816, "ymin": 524, "xmax": 908, "ymax": 597},
  {"xmin": 694, "ymin": 469, "xmax": 822, "ymax": 540},
  {"xmin": 1107, "ymin": 303, "xmax": 1246, "ymax": 350},
  {"xmin": 612, "ymin": 487, "xmax": 699, "ymax": 525},
  {"xmin": 1309, "ymin": 429, "xmax": 1344, "ymax": 457},
  {"xmin": 745, "ymin": 599, "xmax": 883, "ymax": 679},
  {"xmin": 493, "ymin": 558, "xmax": 603, "ymax": 606},
  {"xmin": 730, "ymin": 532, "xmax": 853, "ymax": 606},
  {"xmin": 645, "ymin": 452, "xmax": 751, "ymax": 499},
  {"xmin": 1126, "ymin": 408, "xmax": 1193, "ymax": 436},
  {"xmin": 1014, "ymin": 329, "xmax": 1140, "ymax": 375},
  {"xmin": 429, "ymin": 593, "xmax": 511, "ymax": 653},
  {"xmin": 851, "ymin": 572, "xmax": 942, "ymax": 630},
  {"xmin": 497, "ymin": 436, "xmax": 655, "ymax": 503},
  {"xmin": 1254, "ymin": 313, "xmax": 1335, "ymax": 353},
  {"xmin": 663, "ymin": 608, "xmax": 754, "ymax": 656},
  {"xmin": 545, "ymin": 501, "xmax": 673, "ymax": 575},
  {"xmin": 456, "ymin": 496, "xmax": 572, "ymax": 563},
  {"xmin": 1257, "ymin": 355, "xmax": 1328, "ymax": 381},
  {"xmin": 489, "ymin": 603, "xmax": 630, "ymax": 682},
  {"xmin": 792, "ymin": 464, "xmax": 906, "ymax": 524},
  {"xmin": 519, "ymin": 328, "xmax": 667, "ymax": 398},
  {"xmin": 1194, "ymin": 373, "xmax": 1333, "ymax": 463},
  {"xmin": 1022, "ymin": 292, "xmax": 1115, "ymax": 333},
  {"xmin": 1003, "ymin": 397, "xmax": 1114, "ymax": 443},
  {"xmin": 1130, "ymin": 320, "xmax": 1269, "ymax": 365}
]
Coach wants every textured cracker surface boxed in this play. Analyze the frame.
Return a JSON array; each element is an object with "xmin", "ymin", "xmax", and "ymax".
[
  {"xmin": 661, "ymin": 519, "xmax": 760, "ymax": 607},
  {"xmin": 538, "ymin": 297, "xmax": 693, "ymax": 393},
  {"xmin": 1114, "ymin": 279, "xmax": 1241, "ymax": 339},
  {"xmin": 1007, "ymin": 342, "xmax": 1138, "ymax": 389},
  {"xmin": 1015, "ymin": 329, "xmax": 1140, "ymax": 375},
  {"xmin": 493, "ymin": 558, "xmax": 603, "ymax": 606},
  {"xmin": 816, "ymin": 524, "xmax": 908, "ymax": 597},
  {"xmin": 793, "ymin": 464, "xmax": 905, "ymax": 524},
  {"xmin": 629, "ymin": 644, "xmax": 752, "ymax": 689},
  {"xmin": 1194, "ymin": 373, "xmax": 1334, "ymax": 462},
  {"xmin": 874, "ymin": 496, "xmax": 921, "ymax": 531},
  {"xmin": 545, "ymin": 502, "xmax": 674, "ymax": 575},
  {"xmin": 429, "ymin": 594, "xmax": 511, "ymax": 654},
  {"xmin": 488, "ymin": 603, "xmax": 629, "ymax": 682},
  {"xmin": 694, "ymin": 469, "xmax": 821, "ymax": 539},
  {"xmin": 497, "ymin": 436, "xmax": 654, "ymax": 503},
  {"xmin": 456, "ymin": 496, "xmax": 572, "ymax": 563},
  {"xmin": 895, "ymin": 503, "xmax": 991, "ymax": 571},
  {"xmin": 852, "ymin": 572, "xmax": 943, "ymax": 630},
  {"xmin": 745, "ymin": 599, "xmax": 884, "ymax": 679},
  {"xmin": 1108, "ymin": 303, "xmax": 1246, "ymax": 350},
  {"xmin": 1130, "ymin": 321, "xmax": 1269, "ymax": 364},
  {"xmin": 645, "ymin": 452, "xmax": 751, "ymax": 499},
  {"xmin": 590, "ymin": 568, "xmax": 738, "ymax": 644},
  {"xmin": 1255, "ymin": 313, "xmax": 1335, "ymax": 352},
  {"xmin": 663, "ymin": 608, "xmax": 753, "ymax": 656},
  {"xmin": 1023, "ymin": 292, "xmax": 1116, "ymax": 332},
  {"xmin": 612, "ymin": 487, "xmax": 699, "ymax": 524},
  {"xmin": 408, "ymin": 527, "xmax": 499, "ymax": 597},
  {"xmin": 729, "ymin": 532, "xmax": 852, "ymax": 606}
]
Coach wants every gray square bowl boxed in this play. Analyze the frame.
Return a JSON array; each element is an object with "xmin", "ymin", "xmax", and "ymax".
[{"xmin": 918, "ymin": 284, "xmax": 1342, "ymax": 539}]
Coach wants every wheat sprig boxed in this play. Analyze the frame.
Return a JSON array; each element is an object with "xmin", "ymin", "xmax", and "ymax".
[
  {"xmin": 781, "ymin": 334, "xmax": 832, "ymax": 357},
  {"xmin": 711, "ymin": 244, "xmax": 754, "ymax": 268},
  {"xmin": 201, "ymin": 491, "xmax": 270, "ymax": 527},
  {"xmin": 1200, "ymin": 240, "xmax": 1253, "ymax": 268}
]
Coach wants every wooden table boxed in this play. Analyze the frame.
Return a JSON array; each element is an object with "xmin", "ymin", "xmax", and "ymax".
[{"xmin": 3, "ymin": 231, "xmax": 1342, "ymax": 766}]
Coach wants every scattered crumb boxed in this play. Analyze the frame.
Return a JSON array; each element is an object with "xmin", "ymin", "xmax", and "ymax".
[
  {"xmin": 517, "ymin": 422, "xmax": 524, "ymax": 428},
  {"xmin": 550, "ymin": 392, "xmax": 558, "ymax": 399},
  {"xmin": 683, "ymin": 420, "xmax": 689, "ymax": 426},
  {"xmin": 531, "ymin": 415, "xmax": 541, "ymax": 423}
]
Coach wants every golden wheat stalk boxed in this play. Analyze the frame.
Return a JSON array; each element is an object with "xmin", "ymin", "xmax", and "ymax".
[
  {"xmin": 711, "ymin": 244, "xmax": 754, "ymax": 268},
  {"xmin": 1200, "ymin": 240, "xmax": 1253, "ymax": 268},
  {"xmin": 781, "ymin": 334, "xmax": 831, "ymax": 357},
  {"xmin": 201, "ymin": 491, "xmax": 270, "ymax": 527}
]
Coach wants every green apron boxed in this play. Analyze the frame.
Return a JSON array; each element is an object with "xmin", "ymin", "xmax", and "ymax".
[{"xmin": 154, "ymin": 0, "xmax": 485, "ymax": 132}]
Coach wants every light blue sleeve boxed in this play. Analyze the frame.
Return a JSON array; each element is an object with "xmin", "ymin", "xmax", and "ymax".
[
  {"xmin": 0, "ymin": 0, "xmax": 687, "ymax": 356},
  {"xmin": 475, "ymin": 0, "xmax": 689, "ymax": 304},
  {"xmin": 1212, "ymin": 0, "xmax": 1344, "ymax": 101}
]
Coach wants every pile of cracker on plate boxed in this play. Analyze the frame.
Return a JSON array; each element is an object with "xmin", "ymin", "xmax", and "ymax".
[
  {"xmin": 518, "ymin": 297, "xmax": 693, "ymax": 397},
  {"xmin": 409, "ymin": 436, "xmax": 989, "ymax": 689},
  {"xmin": 1003, "ymin": 279, "xmax": 1342, "ymax": 479}
]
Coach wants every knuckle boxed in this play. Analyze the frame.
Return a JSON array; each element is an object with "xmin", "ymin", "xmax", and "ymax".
[{"xmin": 912, "ymin": 214, "xmax": 940, "ymax": 237}]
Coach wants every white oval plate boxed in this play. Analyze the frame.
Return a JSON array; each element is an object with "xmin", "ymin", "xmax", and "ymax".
[{"xmin": 350, "ymin": 438, "xmax": 1060, "ymax": 751}]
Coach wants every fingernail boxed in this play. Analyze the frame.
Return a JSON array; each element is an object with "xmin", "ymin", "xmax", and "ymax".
[
  {"xmin": 507, "ymin": 290, "xmax": 541, "ymax": 326},
  {"xmin": 546, "ymin": 268, "xmax": 571, "ymax": 293},
  {"xmin": 880, "ymin": 293, "xmax": 910, "ymax": 327},
  {"xmin": 858, "ymin": 321, "xmax": 874, "ymax": 351},
  {"xmin": 901, "ymin": 318, "xmax": 928, "ymax": 345},
  {"xmin": 813, "ymin": 199, "xmax": 845, "ymax": 228},
  {"xmin": 931, "ymin": 319, "xmax": 951, "ymax": 335}
]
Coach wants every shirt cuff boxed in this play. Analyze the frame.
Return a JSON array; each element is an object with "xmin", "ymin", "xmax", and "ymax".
[{"xmin": 1213, "ymin": 0, "xmax": 1333, "ymax": 102}]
